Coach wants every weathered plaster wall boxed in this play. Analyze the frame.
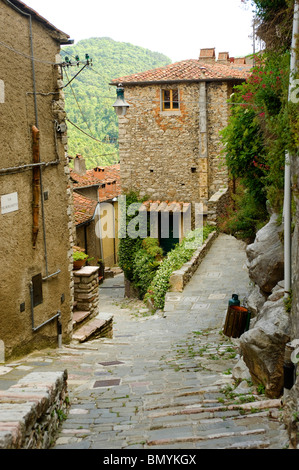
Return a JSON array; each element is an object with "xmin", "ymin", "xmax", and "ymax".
[
  {"xmin": 96, "ymin": 200, "xmax": 119, "ymax": 267},
  {"xmin": 0, "ymin": 2, "xmax": 73, "ymax": 359}
]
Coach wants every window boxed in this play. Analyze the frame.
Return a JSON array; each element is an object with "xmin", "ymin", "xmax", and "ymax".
[{"xmin": 162, "ymin": 88, "xmax": 179, "ymax": 111}]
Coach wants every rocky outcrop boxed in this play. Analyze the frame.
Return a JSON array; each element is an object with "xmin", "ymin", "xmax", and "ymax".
[
  {"xmin": 240, "ymin": 296, "xmax": 291, "ymax": 398},
  {"xmin": 246, "ymin": 213, "xmax": 284, "ymax": 293},
  {"xmin": 246, "ymin": 284, "xmax": 268, "ymax": 319},
  {"xmin": 239, "ymin": 214, "xmax": 291, "ymax": 398}
]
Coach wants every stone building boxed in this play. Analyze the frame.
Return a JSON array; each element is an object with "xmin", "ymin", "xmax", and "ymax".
[
  {"xmin": 70, "ymin": 156, "xmax": 121, "ymax": 270},
  {"xmin": 0, "ymin": 0, "xmax": 74, "ymax": 359},
  {"xmin": 111, "ymin": 48, "xmax": 251, "ymax": 221}
]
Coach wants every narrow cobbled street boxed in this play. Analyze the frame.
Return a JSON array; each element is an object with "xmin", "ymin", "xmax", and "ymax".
[
  {"xmin": 53, "ymin": 234, "xmax": 288, "ymax": 449},
  {"xmin": 0, "ymin": 234, "xmax": 289, "ymax": 450}
]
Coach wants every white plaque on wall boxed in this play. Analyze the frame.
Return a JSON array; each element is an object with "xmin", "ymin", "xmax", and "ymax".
[
  {"xmin": 1, "ymin": 192, "xmax": 18, "ymax": 214},
  {"xmin": 0, "ymin": 80, "xmax": 4, "ymax": 103}
]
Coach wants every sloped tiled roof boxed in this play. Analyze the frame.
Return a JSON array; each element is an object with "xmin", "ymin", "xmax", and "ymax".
[
  {"xmin": 91, "ymin": 164, "xmax": 121, "ymax": 201},
  {"xmin": 111, "ymin": 59, "xmax": 251, "ymax": 85},
  {"xmin": 73, "ymin": 193, "xmax": 98, "ymax": 226},
  {"xmin": 70, "ymin": 164, "xmax": 122, "ymax": 202}
]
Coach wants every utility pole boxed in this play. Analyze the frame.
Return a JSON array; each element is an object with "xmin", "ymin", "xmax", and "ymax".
[{"xmin": 284, "ymin": 0, "xmax": 299, "ymax": 299}]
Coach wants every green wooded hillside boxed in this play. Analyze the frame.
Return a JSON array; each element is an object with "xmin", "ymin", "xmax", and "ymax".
[{"xmin": 61, "ymin": 37, "xmax": 171, "ymax": 169}]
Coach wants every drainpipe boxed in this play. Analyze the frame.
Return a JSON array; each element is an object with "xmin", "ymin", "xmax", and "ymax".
[
  {"xmin": 284, "ymin": 0, "xmax": 299, "ymax": 299},
  {"xmin": 198, "ymin": 81, "xmax": 208, "ymax": 220}
]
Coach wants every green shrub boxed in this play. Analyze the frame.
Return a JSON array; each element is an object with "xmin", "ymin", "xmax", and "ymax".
[
  {"xmin": 220, "ymin": 50, "xmax": 293, "ymax": 238},
  {"xmin": 141, "ymin": 237, "xmax": 163, "ymax": 259},
  {"xmin": 218, "ymin": 184, "xmax": 269, "ymax": 242},
  {"xmin": 145, "ymin": 225, "xmax": 215, "ymax": 310},
  {"xmin": 132, "ymin": 238, "xmax": 162, "ymax": 298},
  {"xmin": 118, "ymin": 192, "xmax": 144, "ymax": 281}
]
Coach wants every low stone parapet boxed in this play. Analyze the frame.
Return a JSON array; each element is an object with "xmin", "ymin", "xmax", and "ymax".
[
  {"xmin": 0, "ymin": 371, "xmax": 69, "ymax": 449},
  {"xmin": 169, "ymin": 230, "xmax": 218, "ymax": 292},
  {"xmin": 207, "ymin": 188, "xmax": 230, "ymax": 226}
]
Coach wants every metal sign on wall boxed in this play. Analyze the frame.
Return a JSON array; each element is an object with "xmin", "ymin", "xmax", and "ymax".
[
  {"xmin": 1, "ymin": 192, "xmax": 18, "ymax": 214},
  {"xmin": 0, "ymin": 79, "xmax": 4, "ymax": 103}
]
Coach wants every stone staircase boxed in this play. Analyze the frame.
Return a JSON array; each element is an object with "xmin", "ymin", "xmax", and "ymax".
[
  {"xmin": 72, "ymin": 311, "xmax": 113, "ymax": 343},
  {"xmin": 141, "ymin": 328, "xmax": 289, "ymax": 449},
  {"xmin": 143, "ymin": 386, "xmax": 287, "ymax": 449}
]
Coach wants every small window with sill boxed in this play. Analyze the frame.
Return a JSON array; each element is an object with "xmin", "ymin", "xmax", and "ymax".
[{"xmin": 162, "ymin": 88, "xmax": 179, "ymax": 111}]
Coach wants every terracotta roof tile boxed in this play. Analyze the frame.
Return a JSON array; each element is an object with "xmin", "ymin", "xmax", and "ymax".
[
  {"xmin": 111, "ymin": 59, "xmax": 251, "ymax": 85},
  {"xmin": 70, "ymin": 169, "xmax": 102, "ymax": 188},
  {"xmin": 73, "ymin": 193, "xmax": 98, "ymax": 225},
  {"xmin": 70, "ymin": 164, "xmax": 121, "ymax": 202}
]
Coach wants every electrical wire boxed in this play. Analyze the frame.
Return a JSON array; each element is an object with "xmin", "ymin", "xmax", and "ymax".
[
  {"xmin": 0, "ymin": 39, "xmax": 57, "ymax": 65},
  {"xmin": 63, "ymin": 68, "xmax": 119, "ymax": 147},
  {"xmin": 64, "ymin": 68, "xmax": 98, "ymax": 137},
  {"xmin": 66, "ymin": 118, "xmax": 118, "ymax": 149}
]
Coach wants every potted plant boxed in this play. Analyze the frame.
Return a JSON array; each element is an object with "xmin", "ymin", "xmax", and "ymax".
[{"xmin": 73, "ymin": 250, "xmax": 89, "ymax": 270}]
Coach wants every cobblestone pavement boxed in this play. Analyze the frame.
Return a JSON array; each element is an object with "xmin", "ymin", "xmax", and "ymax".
[{"xmin": 0, "ymin": 234, "xmax": 290, "ymax": 450}]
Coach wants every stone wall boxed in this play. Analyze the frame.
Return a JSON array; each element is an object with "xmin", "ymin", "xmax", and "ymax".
[
  {"xmin": 119, "ymin": 83, "xmax": 200, "ymax": 203},
  {"xmin": 207, "ymin": 188, "xmax": 230, "ymax": 226},
  {"xmin": 0, "ymin": 371, "xmax": 69, "ymax": 449},
  {"xmin": 206, "ymin": 82, "xmax": 231, "ymax": 196},
  {"xmin": 169, "ymin": 230, "xmax": 218, "ymax": 292}
]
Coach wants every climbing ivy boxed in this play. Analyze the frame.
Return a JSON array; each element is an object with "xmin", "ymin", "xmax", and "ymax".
[
  {"xmin": 117, "ymin": 191, "xmax": 144, "ymax": 282},
  {"xmin": 132, "ymin": 238, "xmax": 163, "ymax": 299}
]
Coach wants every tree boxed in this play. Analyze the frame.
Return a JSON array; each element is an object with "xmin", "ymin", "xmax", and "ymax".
[
  {"xmin": 220, "ymin": 0, "xmax": 297, "ymax": 239},
  {"xmin": 61, "ymin": 37, "xmax": 171, "ymax": 168}
]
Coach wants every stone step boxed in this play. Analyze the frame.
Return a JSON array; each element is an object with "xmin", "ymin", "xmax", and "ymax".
[
  {"xmin": 147, "ymin": 398, "xmax": 282, "ymax": 419},
  {"xmin": 72, "ymin": 314, "xmax": 113, "ymax": 343},
  {"xmin": 146, "ymin": 427, "xmax": 267, "ymax": 447},
  {"xmin": 72, "ymin": 311, "xmax": 91, "ymax": 329}
]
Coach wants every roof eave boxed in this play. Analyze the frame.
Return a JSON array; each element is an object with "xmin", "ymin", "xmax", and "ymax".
[
  {"xmin": 6, "ymin": 0, "xmax": 71, "ymax": 43},
  {"xmin": 75, "ymin": 202, "xmax": 100, "ymax": 227},
  {"xmin": 110, "ymin": 77, "xmax": 247, "ymax": 87}
]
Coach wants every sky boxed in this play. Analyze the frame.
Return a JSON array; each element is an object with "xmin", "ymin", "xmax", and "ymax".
[{"xmin": 22, "ymin": 0, "xmax": 257, "ymax": 63}]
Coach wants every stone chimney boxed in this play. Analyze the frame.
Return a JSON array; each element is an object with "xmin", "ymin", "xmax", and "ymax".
[
  {"xmin": 74, "ymin": 154, "xmax": 86, "ymax": 175},
  {"xmin": 217, "ymin": 52, "xmax": 230, "ymax": 64},
  {"xmin": 234, "ymin": 57, "xmax": 246, "ymax": 65},
  {"xmin": 198, "ymin": 48, "xmax": 216, "ymax": 63}
]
